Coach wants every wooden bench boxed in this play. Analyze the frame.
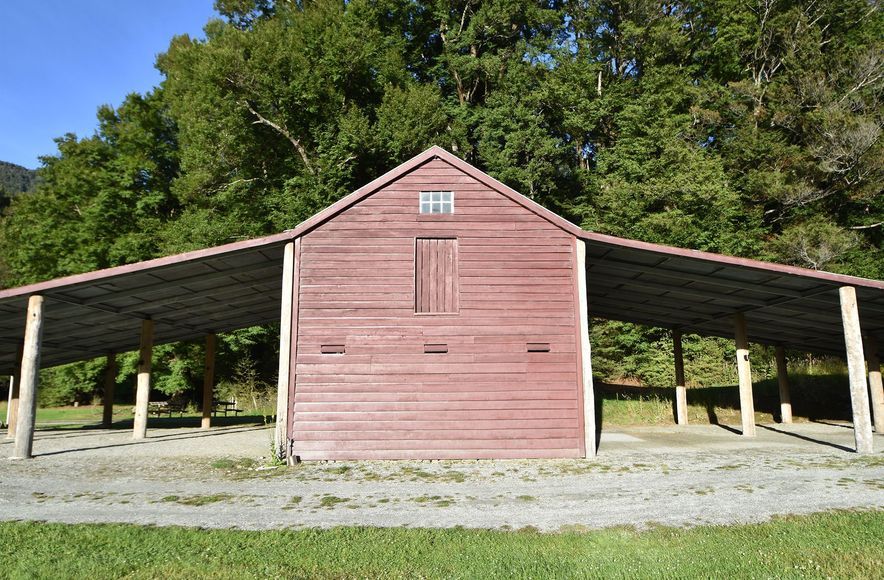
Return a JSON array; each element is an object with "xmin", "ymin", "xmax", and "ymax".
[
  {"xmin": 142, "ymin": 401, "xmax": 186, "ymax": 417},
  {"xmin": 212, "ymin": 400, "xmax": 243, "ymax": 417}
]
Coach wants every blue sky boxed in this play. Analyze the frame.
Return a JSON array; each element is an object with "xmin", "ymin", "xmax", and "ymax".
[{"xmin": 0, "ymin": 1, "xmax": 217, "ymax": 169}]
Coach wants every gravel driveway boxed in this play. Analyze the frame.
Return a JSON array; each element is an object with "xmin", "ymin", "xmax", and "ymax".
[{"xmin": 2, "ymin": 422, "xmax": 882, "ymax": 531}]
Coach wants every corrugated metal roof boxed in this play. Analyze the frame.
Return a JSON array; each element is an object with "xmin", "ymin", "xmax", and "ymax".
[
  {"xmin": 584, "ymin": 234, "xmax": 883, "ymax": 355},
  {"xmin": 0, "ymin": 238, "xmax": 290, "ymax": 371},
  {"xmin": 0, "ymin": 147, "xmax": 880, "ymax": 373}
]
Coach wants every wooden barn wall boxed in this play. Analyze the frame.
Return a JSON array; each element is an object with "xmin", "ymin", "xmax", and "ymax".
[{"xmin": 290, "ymin": 158, "xmax": 582, "ymax": 460}]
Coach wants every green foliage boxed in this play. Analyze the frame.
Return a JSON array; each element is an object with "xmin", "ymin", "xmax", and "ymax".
[
  {"xmin": 1, "ymin": 0, "xmax": 882, "ymax": 396},
  {"xmin": 376, "ymin": 83, "xmax": 450, "ymax": 162},
  {"xmin": 216, "ymin": 354, "xmax": 275, "ymax": 413},
  {"xmin": 1, "ymin": 512, "xmax": 882, "ymax": 578},
  {"xmin": 37, "ymin": 359, "xmax": 107, "ymax": 407},
  {"xmin": 591, "ymin": 321, "xmax": 752, "ymax": 388}
]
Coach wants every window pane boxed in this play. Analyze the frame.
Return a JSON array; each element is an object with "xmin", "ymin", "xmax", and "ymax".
[{"xmin": 419, "ymin": 191, "xmax": 454, "ymax": 214}]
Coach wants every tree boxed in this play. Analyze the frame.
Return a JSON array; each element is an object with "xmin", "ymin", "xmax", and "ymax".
[{"xmin": 1, "ymin": 0, "xmax": 881, "ymax": 395}]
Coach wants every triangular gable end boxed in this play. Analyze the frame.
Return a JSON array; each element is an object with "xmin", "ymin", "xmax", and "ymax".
[{"xmin": 287, "ymin": 146, "xmax": 586, "ymax": 240}]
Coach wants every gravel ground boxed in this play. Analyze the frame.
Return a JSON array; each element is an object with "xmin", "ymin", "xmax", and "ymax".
[{"xmin": 1, "ymin": 422, "xmax": 882, "ymax": 531}]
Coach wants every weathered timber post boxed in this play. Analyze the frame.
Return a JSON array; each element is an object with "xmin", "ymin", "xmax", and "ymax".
[
  {"xmin": 734, "ymin": 312, "xmax": 756, "ymax": 437},
  {"xmin": 673, "ymin": 330, "xmax": 687, "ymax": 425},
  {"xmin": 275, "ymin": 242, "xmax": 296, "ymax": 460},
  {"xmin": 4, "ymin": 375, "xmax": 10, "ymax": 428},
  {"xmin": 132, "ymin": 319, "xmax": 154, "ymax": 440},
  {"xmin": 102, "ymin": 353, "xmax": 117, "ymax": 428},
  {"xmin": 11, "ymin": 296, "xmax": 44, "ymax": 459},
  {"xmin": 864, "ymin": 336, "xmax": 884, "ymax": 433},
  {"xmin": 201, "ymin": 333, "xmax": 217, "ymax": 429},
  {"xmin": 576, "ymin": 239, "xmax": 597, "ymax": 457},
  {"xmin": 5, "ymin": 343, "xmax": 23, "ymax": 439},
  {"xmin": 838, "ymin": 286, "xmax": 873, "ymax": 454},
  {"xmin": 775, "ymin": 345, "xmax": 792, "ymax": 424}
]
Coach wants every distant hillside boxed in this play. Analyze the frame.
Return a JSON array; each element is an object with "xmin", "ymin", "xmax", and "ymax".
[
  {"xmin": 0, "ymin": 160, "xmax": 37, "ymax": 194},
  {"xmin": 0, "ymin": 160, "xmax": 36, "ymax": 211}
]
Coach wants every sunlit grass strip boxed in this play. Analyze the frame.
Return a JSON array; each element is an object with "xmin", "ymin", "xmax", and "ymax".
[{"xmin": 0, "ymin": 511, "xmax": 880, "ymax": 579}]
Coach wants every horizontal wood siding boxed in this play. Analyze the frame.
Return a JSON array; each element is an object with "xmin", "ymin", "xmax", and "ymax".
[{"xmin": 292, "ymin": 158, "xmax": 580, "ymax": 460}]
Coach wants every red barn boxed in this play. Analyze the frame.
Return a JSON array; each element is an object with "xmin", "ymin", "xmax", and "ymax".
[
  {"xmin": 2, "ymin": 146, "xmax": 882, "ymax": 461},
  {"xmin": 281, "ymin": 147, "xmax": 592, "ymax": 460}
]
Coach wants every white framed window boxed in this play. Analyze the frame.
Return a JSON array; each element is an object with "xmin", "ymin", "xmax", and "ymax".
[{"xmin": 419, "ymin": 191, "xmax": 454, "ymax": 214}]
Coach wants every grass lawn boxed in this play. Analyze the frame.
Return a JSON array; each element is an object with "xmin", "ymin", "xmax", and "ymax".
[
  {"xmin": 0, "ymin": 402, "xmax": 134, "ymax": 425},
  {"xmin": 0, "ymin": 511, "xmax": 881, "ymax": 578},
  {"xmin": 0, "ymin": 402, "xmax": 270, "ymax": 430},
  {"xmin": 599, "ymin": 373, "xmax": 855, "ymax": 427}
]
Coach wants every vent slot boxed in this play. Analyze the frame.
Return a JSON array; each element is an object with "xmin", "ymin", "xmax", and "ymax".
[
  {"xmin": 527, "ymin": 343, "xmax": 551, "ymax": 353},
  {"xmin": 424, "ymin": 343, "xmax": 448, "ymax": 354},
  {"xmin": 320, "ymin": 344, "xmax": 345, "ymax": 355}
]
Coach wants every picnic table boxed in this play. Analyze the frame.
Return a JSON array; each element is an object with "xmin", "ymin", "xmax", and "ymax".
[{"xmin": 212, "ymin": 400, "xmax": 243, "ymax": 417}]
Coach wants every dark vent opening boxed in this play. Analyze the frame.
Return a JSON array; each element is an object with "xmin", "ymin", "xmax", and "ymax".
[
  {"xmin": 527, "ymin": 343, "xmax": 551, "ymax": 353},
  {"xmin": 424, "ymin": 343, "xmax": 448, "ymax": 354},
  {"xmin": 321, "ymin": 344, "xmax": 345, "ymax": 354}
]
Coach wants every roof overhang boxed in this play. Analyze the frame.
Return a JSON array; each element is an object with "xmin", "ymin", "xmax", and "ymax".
[
  {"xmin": 583, "ymin": 233, "xmax": 884, "ymax": 355},
  {"xmin": 0, "ymin": 233, "xmax": 293, "ymax": 373}
]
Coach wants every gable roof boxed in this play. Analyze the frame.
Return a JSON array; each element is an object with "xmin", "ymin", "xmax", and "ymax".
[
  {"xmin": 0, "ymin": 146, "xmax": 881, "ymax": 373},
  {"xmin": 284, "ymin": 146, "xmax": 587, "ymax": 239}
]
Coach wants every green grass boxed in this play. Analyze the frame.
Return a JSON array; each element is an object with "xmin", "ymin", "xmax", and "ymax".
[
  {"xmin": 0, "ymin": 402, "xmax": 132, "ymax": 425},
  {"xmin": 599, "ymin": 373, "xmax": 854, "ymax": 426},
  {"xmin": 319, "ymin": 495, "xmax": 351, "ymax": 508},
  {"xmin": 0, "ymin": 511, "xmax": 880, "ymax": 578},
  {"xmin": 159, "ymin": 493, "xmax": 234, "ymax": 507},
  {"xmin": 0, "ymin": 402, "xmax": 268, "ymax": 430}
]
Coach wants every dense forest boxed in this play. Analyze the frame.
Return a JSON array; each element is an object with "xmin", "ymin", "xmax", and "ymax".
[{"xmin": 0, "ymin": 0, "xmax": 881, "ymax": 405}]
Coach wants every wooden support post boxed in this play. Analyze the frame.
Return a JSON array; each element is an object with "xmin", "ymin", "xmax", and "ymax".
[
  {"xmin": 734, "ymin": 312, "xmax": 756, "ymax": 437},
  {"xmin": 4, "ymin": 375, "xmax": 11, "ymax": 428},
  {"xmin": 775, "ymin": 345, "xmax": 792, "ymax": 424},
  {"xmin": 865, "ymin": 336, "xmax": 884, "ymax": 433},
  {"xmin": 132, "ymin": 319, "xmax": 154, "ymax": 440},
  {"xmin": 5, "ymin": 343, "xmax": 23, "ymax": 439},
  {"xmin": 839, "ymin": 286, "xmax": 873, "ymax": 454},
  {"xmin": 576, "ymin": 239, "xmax": 597, "ymax": 457},
  {"xmin": 673, "ymin": 330, "xmax": 687, "ymax": 425},
  {"xmin": 102, "ymin": 353, "xmax": 117, "ymax": 427},
  {"xmin": 12, "ymin": 296, "xmax": 44, "ymax": 460},
  {"xmin": 275, "ymin": 242, "xmax": 295, "ymax": 460},
  {"xmin": 201, "ymin": 333, "xmax": 217, "ymax": 429}
]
